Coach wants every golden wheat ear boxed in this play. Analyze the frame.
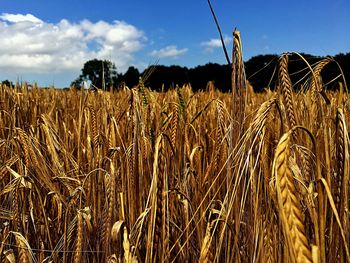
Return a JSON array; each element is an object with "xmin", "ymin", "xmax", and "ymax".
[
  {"xmin": 273, "ymin": 130, "xmax": 312, "ymax": 263},
  {"xmin": 278, "ymin": 54, "xmax": 297, "ymax": 130}
]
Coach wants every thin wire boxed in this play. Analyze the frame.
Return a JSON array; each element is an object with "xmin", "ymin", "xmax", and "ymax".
[{"xmin": 247, "ymin": 56, "xmax": 277, "ymax": 80}]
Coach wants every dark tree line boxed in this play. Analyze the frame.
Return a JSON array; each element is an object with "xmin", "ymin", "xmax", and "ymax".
[
  {"xmin": 70, "ymin": 53, "xmax": 350, "ymax": 92},
  {"xmin": 246, "ymin": 53, "xmax": 350, "ymax": 92}
]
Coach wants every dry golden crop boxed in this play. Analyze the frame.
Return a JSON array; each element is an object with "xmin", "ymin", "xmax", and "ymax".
[{"xmin": 0, "ymin": 31, "xmax": 349, "ymax": 263}]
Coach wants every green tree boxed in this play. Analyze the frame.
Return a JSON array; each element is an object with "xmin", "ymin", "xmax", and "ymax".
[{"xmin": 71, "ymin": 59, "xmax": 119, "ymax": 89}]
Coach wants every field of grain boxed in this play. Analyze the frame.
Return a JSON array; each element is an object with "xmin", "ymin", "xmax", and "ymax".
[{"xmin": 0, "ymin": 34, "xmax": 349, "ymax": 263}]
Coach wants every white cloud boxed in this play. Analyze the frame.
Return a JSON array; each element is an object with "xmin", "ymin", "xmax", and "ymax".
[
  {"xmin": 201, "ymin": 36, "xmax": 232, "ymax": 52},
  {"xmin": 149, "ymin": 45, "xmax": 188, "ymax": 59},
  {"xmin": 0, "ymin": 13, "xmax": 145, "ymax": 73},
  {"xmin": 0, "ymin": 13, "xmax": 43, "ymax": 24}
]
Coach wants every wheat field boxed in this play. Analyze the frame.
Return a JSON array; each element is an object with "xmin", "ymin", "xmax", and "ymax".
[{"xmin": 0, "ymin": 32, "xmax": 349, "ymax": 263}]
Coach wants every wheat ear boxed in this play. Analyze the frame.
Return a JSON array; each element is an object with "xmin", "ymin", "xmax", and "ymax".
[
  {"xmin": 310, "ymin": 57, "xmax": 332, "ymax": 102},
  {"xmin": 14, "ymin": 232, "xmax": 30, "ymax": 263},
  {"xmin": 74, "ymin": 210, "xmax": 83, "ymax": 263},
  {"xmin": 278, "ymin": 54, "xmax": 297, "ymax": 130},
  {"xmin": 273, "ymin": 130, "xmax": 312, "ymax": 262}
]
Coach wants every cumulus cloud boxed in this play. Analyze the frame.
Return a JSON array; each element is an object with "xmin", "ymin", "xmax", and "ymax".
[
  {"xmin": 0, "ymin": 13, "xmax": 145, "ymax": 73},
  {"xmin": 201, "ymin": 36, "xmax": 231, "ymax": 52},
  {"xmin": 149, "ymin": 45, "xmax": 188, "ymax": 59}
]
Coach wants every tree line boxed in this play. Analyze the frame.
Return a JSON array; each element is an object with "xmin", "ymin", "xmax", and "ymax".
[{"xmin": 71, "ymin": 53, "xmax": 350, "ymax": 92}]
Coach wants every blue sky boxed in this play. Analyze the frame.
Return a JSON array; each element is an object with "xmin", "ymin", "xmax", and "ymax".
[{"xmin": 0, "ymin": 0, "xmax": 349, "ymax": 87}]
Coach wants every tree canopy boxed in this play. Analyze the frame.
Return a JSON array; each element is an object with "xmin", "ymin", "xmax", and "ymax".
[
  {"xmin": 0, "ymin": 79, "xmax": 14, "ymax": 88},
  {"xmin": 71, "ymin": 59, "xmax": 119, "ymax": 89},
  {"xmin": 119, "ymin": 66, "xmax": 140, "ymax": 88}
]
